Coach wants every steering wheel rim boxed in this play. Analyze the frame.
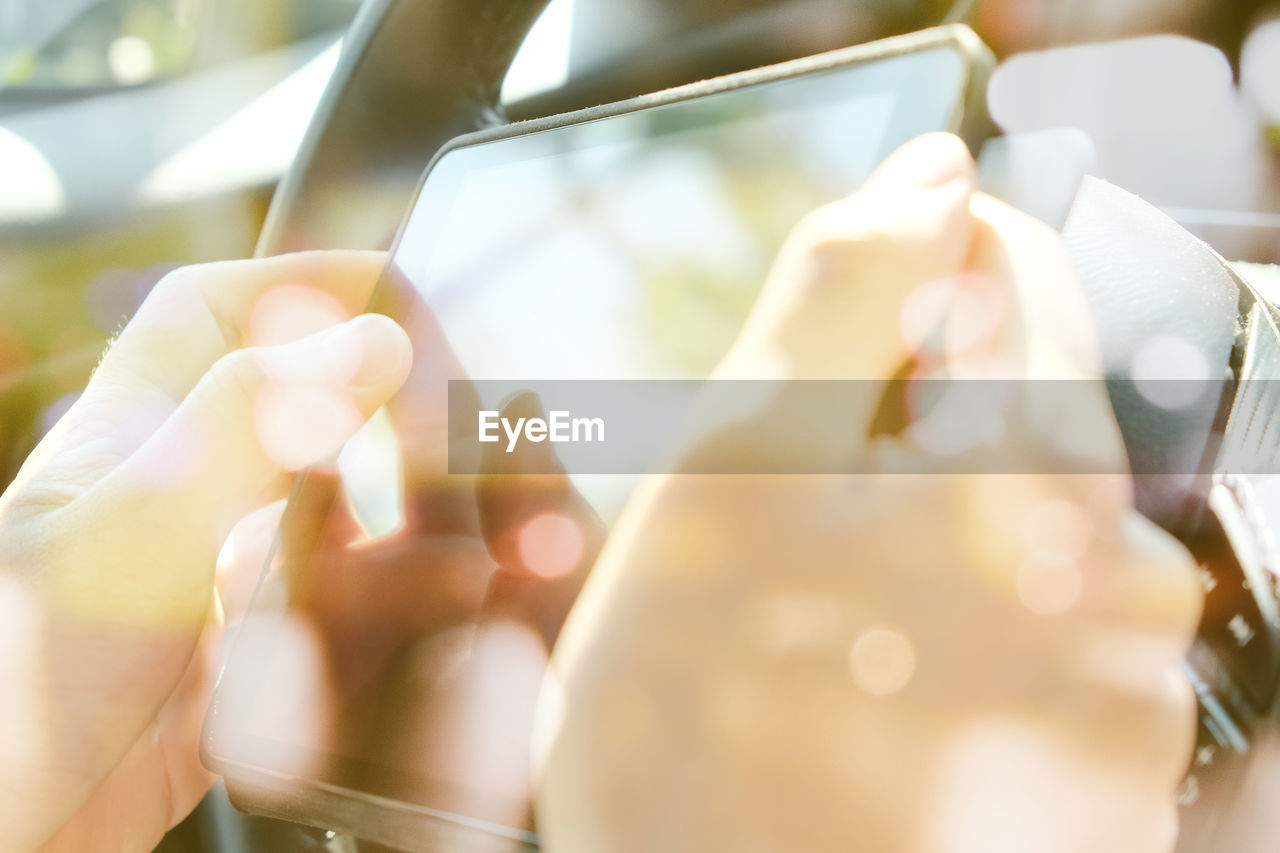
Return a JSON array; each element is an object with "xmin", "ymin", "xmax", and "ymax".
[{"xmin": 255, "ymin": 0, "xmax": 550, "ymax": 256}]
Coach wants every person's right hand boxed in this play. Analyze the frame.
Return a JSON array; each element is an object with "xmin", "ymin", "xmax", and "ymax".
[{"xmin": 537, "ymin": 133, "xmax": 1203, "ymax": 852}]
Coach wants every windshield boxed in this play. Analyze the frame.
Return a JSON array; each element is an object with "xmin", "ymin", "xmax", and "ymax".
[{"xmin": 0, "ymin": 0, "xmax": 359, "ymax": 90}]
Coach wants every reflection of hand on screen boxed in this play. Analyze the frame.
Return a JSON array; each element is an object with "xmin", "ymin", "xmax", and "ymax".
[{"xmin": 220, "ymin": 287, "xmax": 603, "ymax": 826}]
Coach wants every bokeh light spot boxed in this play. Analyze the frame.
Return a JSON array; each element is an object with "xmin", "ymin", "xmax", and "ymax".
[
  {"xmin": 745, "ymin": 590, "xmax": 847, "ymax": 658},
  {"xmin": 1025, "ymin": 498, "xmax": 1092, "ymax": 564},
  {"xmin": 1017, "ymin": 557, "xmax": 1083, "ymax": 617},
  {"xmin": 255, "ymin": 382, "xmax": 362, "ymax": 471},
  {"xmin": 850, "ymin": 626, "xmax": 916, "ymax": 697},
  {"xmin": 517, "ymin": 512, "xmax": 584, "ymax": 579},
  {"xmin": 108, "ymin": 36, "xmax": 155, "ymax": 85},
  {"xmin": 249, "ymin": 284, "xmax": 350, "ymax": 348},
  {"xmin": 440, "ymin": 620, "xmax": 549, "ymax": 802},
  {"xmin": 1132, "ymin": 335, "xmax": 1211, "ymax": 410}
]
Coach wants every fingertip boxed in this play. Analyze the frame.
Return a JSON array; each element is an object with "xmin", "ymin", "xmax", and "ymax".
[
  {"xmin": 864, "ymin": 132, "xmax": 978, "ymax": 193},
  {"xmin": 242, "ymin": 314, "xmax": 409, "ymax": 472},
  {"xmin": 346, "ymin": 313, "xmax": 413, "ymax": 407},
  {"xmin": 215, "ymin": 499, "xmax": 287, "ymax": 623},
  {"xmin": 825, "ymin": 133, "xmax": 979, "ymax": 251}
]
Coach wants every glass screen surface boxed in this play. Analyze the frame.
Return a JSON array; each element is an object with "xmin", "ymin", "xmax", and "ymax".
[{"xmin": 208, "ymin": 44, "xmax": 970, "ymax": 842}]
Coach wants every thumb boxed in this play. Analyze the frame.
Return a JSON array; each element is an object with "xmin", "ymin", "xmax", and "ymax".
[
  {"xmin": 46, "ymin": 314, "xmax": 412, "ymax": 624},
  {"xmin": 724, "ymin": 132, "xmax": 978, "ymax": 388},
  {"xmin": 698, "ymin": 133, "xmax": 977, "ymax": 471}
]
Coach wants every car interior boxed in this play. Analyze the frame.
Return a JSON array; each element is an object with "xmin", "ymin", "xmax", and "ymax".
[{"xmin": 2, "ymin": 0, "xmax": 1279, "ymax": 850}]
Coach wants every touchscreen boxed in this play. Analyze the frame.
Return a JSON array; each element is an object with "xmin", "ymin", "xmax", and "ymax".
[{"xmin": 208, "ymin": 44, "xmax": 971, "ymax": 842}]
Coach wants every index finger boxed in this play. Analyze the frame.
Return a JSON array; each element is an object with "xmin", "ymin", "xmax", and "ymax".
[{"xmin": 92, "ymin": 250, "xmax": 387, "ymax": 405}]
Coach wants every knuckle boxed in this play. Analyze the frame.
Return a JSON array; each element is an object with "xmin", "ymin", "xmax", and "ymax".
[
  {"xmin": 792, "ymin": 204, "xmax": 886, "ymax": 264},
  {"xmin": 779, "ymin": 213, "xmax": 906, "ymax": 311},
  {"xmin": 150, "ymin": 262, "xmax": 245, "ymax": 347},
  {"xmin": 204, "ymin": 348, "xmax": 265, "ymax": 413},
  {"xmin": 788, "ymin": 206, "xmax": 942, "ymax": 298},
  {"xmin": 149, "ymin": 264, "xmax": 203, "ymax": 304}
]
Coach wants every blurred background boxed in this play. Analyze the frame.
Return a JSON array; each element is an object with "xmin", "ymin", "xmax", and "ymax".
[
  {"xmin": 0, "ymin": 0, "xmax": 1278, "ymax": 849},
  {"xmin": 0, "ymin": 0, "xmax": 361, "ymax": 485}
]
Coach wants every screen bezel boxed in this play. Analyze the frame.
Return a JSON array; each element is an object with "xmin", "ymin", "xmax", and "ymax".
[{"xmin": 203, "ymin": 23, "xmax": 994, "ymax": 850}]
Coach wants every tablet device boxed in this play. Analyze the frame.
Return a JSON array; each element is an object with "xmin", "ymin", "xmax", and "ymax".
[{"xmin": 204, "ymin": 25, "xmax": 993, "ymax": 850}]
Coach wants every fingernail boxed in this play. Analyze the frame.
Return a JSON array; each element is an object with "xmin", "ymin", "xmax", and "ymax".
[
  {"xmin": 866, "ymin": 133, "xmax": 974, "ymax": 192},
  {"xmin": 345, "ymin": 313, "xmax": 412, "ymax": 390}
]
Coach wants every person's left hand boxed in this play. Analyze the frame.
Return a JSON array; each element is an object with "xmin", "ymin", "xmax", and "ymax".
[{"xmin": 0, "ymin": 252, "xmax": 412, "ymax": 852}]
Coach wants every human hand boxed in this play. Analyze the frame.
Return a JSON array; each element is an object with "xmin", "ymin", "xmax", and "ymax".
[
  {"xmin": 213, "ymin": 393, "xmax": 604, "ymax": 825},
  {"xmin": 207, "ymin": 278, "xmax": 605, "ymax": 827},
  {"xmin": 0, "ymin": 252, "xmax": 411, "ymax": 851},
  {"xmin": 537, "ymin": 133, "xmax": 1202, "ymax": 852}
]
